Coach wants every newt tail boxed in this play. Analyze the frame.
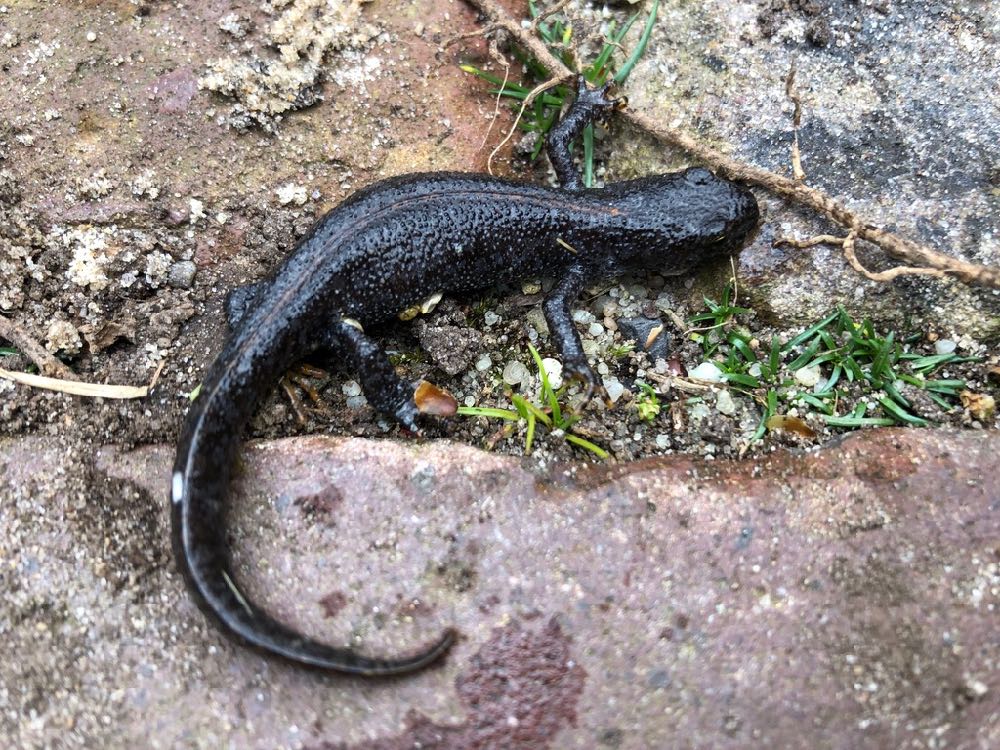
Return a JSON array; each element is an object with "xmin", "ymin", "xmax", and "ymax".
[{"xmin": 171, "ymin": 322, "xmax": 457, "ymax": 675}]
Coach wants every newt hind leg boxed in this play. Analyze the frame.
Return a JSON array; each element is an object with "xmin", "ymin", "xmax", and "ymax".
[
  {"xmin": 325, "ymin": 320, "xmax": 455, "ymax": 434},
  {"xmin": 224, "ymin": 281, "xmax": 268, "ymax": 330}
]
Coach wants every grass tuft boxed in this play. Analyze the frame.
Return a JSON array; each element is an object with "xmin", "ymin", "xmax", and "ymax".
[
  {"xmin": 687, "ymin": 286, "xmax": 979, "ymax": 442},
  {"xmin": 458, "ymin": 343, "xmax": 608, "ymax": 458},
  {"xmin": 460, "ymin": 0, "xmax": 659, "ymax": 185}
]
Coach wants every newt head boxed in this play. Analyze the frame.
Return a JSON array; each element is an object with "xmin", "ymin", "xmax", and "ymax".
[{"xmin": 615, "ymin": 167, "xmax": 760, "ymax": 274}]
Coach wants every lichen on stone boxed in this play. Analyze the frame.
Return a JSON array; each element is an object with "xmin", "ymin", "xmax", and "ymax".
[
  {"xmin": 45, "ymin": 319, "xmax": 82, "ymax": 356},
  {"xmin": 199, "ymin": 0, "xmax": 380, "ymax": 132},
  {"xmin": 61, "ymin": 226, "xmax": 115, "ymax": 291}
]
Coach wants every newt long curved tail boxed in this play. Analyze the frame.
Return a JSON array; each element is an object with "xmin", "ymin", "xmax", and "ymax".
[{"xmin": 170, "ymin": 323, "xmax": 456, "ymax": 675}]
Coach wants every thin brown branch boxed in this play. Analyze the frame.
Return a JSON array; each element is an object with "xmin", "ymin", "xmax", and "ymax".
[
  {"xmin": 532, "ymin": 0, "xmax": 573, "ymax": 28},
  {"xmin": 779, "ymin": 231, "xmax": 948, "ymax": 281},
  {"xmin": 487, "ymin": 73, "xmax": 574, "ymax": 175},
  {"xmin": 442, "ymin": 25, "xmax": 503, "ymax": 49},
  {"xmin": 0, "ymin": 314, "xmax": 78, "ymax": 380},
  {"xmin": 785, "ymin": 64, "xmax": 806, "ymax": 181},
  {"xmin": 460, "ymin": 0, "xmax": 1000, "ymax": 289}
]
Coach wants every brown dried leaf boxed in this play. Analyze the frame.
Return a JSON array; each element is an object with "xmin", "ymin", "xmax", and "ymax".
[
  {"xmin": 414, "ymin": 380, "xmax": 457, "ymax": 416},
  {"xmin": 766, "ymin": 414, "xmax": 817, "ymax": 438},
  {"xmin": 960, "ymin": 390, "xmax": 996, "ymax": 421}
]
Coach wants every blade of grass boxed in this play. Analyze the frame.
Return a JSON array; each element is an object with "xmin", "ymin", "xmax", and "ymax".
[
  {"xmin": 824, "ymin": 415, "xmax": 897, "ymax": 427},
  {"xmin": 786, "ymin": 338, "xmax": 822, "ymax": 371},
  {"xmin": 614, "ymin": 0, "xmax": 660, "ymax": 83},
  {"xmin": 457, "ymin": 406, "xmax": 521, "ymax": 420},
  {"xmin": 522, "ymin": 397, "xmax": 554, "ymax": 428},
  {"xmin": 723, "ymin": 372, "xmax": 761, "ymax": 388},
  {"xmin": 586, "ymin": 20, "xmax": 619, "ymax": 83},
  {"xmin": 797, "ymin": 393, "xmax": 834, "ymax": 414},
  {"xmin": 528, "ymin": 344, "xmax": 562, "ymax": 426},
  {"xmin": 878, "ymin": 395, "xmax": 929, "ymax": 426},
  {"xmin": 511, "ymin": 394, "xmax": 531, "ymax": 420},
  {"xmin": 882, "ymin": 379, "xmax": 910, "ymax": 407},
  {"xmin": 525, "ymin": 409, "xmax": 536, "ymax": 454},
  {"xmin": 730, "ymin": 336, "xmax": 757, "ymax": 363},
  {"xmin": 565, "ymin": 433, "xmax": 610, "ymax": 458},
  {"xmin": 927, "ymin": 392, "xmax": 956, "ymax": 410},
  {"xmin": 783, "ymin": 310, "xmax": 839, "ymax": 351}
]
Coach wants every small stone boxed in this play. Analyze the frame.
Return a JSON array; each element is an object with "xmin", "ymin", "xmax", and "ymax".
[
  {"xmin": 625, "ymin": 283, "xmax": 649, "ymax": 300},
  {"xmin": 934, "ymin": 339, "xmax": 957, "ymax": 355},
  {"xmin": 603, "ymin": 376, "xmax": 625, "ymax": 403},
  {"xmin": 217, "ymin": 12, "xmax": 250, "ymax": 38},
  {"xmin": 593, "ymin": 295, "xmax": 618, "ymax": 318},
  {"xmin": 484, "ymin": 311, "xmax": 501, "ymax": 326},
  {"xmin": 654, "ymin": 293, "xmax": 674, "ymax": 314},
  {"xmin": 276, "ymin": 183, "xmax": 308, "ymax": 206},
  {"xmin": 414, "ymin": 323, "xmax": 483, "ymax": 376},
  {"xmin": 689, "ymin": 362, "xmax": 725, "ymax": 383},
  {"xmin": 502, "ymin": 360, "xmax": 530, "ymax": 387},
  {"xmin": 715, "ymin": 390, "xmax": 737, "ymax": 416},
  {"xmin": 86, "ymin": 31, "xmax": 97, "ymax": 42},
  {"xmin": 188, "ymin": 198, "xmax": 206, "ymax": 224},
  {"xmin": 655, "ymin": 434, "xmax": 670, "ymax": 448},
  {"xmin": 525, "ymin": 308, "xmax": 548, "ymax": 336},
  {"xmin": 167, "ymin": 261, "xmax": 197, "ymax": 289},
  {"xmin": 963, "ymin": 677, "xmax": 988, "ymax": 699},
  {"xmin": 794, "ymin": 365, "xmax": 822, "ymax": 387},
  {"xmin": 618, "ymin": 317, "xmax": 671, "ymax": 360},
  {"xmin": 541, "ymin": 357, "xmax": 562, "ymax": 388},
  {"xmin": 342, "ymin": 380, "xmax": 362, "ymax": 397},
  {"xmin": 144, "ymin": 251, "xmax": 172, "ymax": 286},
  {"xmin": 520, "ymin": 280, "xmax": 542, "ymax": 295},
  {"xmin": 572, "ymin": 309, "xmax": 595, "ymax": 325},
  {"xmin": 588, "ymin": 322, "xmax": 604, "ymax": 337},
  {"xmin": 475, "ymin": 354, "xmax": 493, "ymax": 372}
]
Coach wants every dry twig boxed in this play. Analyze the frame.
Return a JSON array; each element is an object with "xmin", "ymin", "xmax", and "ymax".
[
  {"xmin": 0, "ymin": 360, "xmax": 164, "ymax": 399},
  {"xmin": 0, "ymin": 314, "xmax": 78, "ymax": 380},
  {"xmin": 459, "ymin": 0, "xmax": 1000, "ymax": 289}
]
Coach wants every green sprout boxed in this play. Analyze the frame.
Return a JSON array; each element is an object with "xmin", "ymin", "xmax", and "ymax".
[
  {"xmin": 635, "ymin": 383, "xmax": 661, "ymax": 423},
  {"xmin": 458, "ymin": 343, "xmax": 608, "ymax": 458},
  {"xmin": 607, "ymin": 341, "xmax": 636, "ymax": 359},
  {"xmin": 686, "ymin": 287, "xmax": 979, "ymax": 441},
  {"xmin": 460, "ymin": 0, "xmax": 660, "ymax": 186}
]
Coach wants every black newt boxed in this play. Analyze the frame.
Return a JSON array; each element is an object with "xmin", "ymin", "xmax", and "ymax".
[{"xmin": 171, "ymin": 79, "xmax": 760, "ymax": 675}]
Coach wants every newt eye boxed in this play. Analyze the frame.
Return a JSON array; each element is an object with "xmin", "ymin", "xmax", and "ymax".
[{"xmin": 685, "ymin": 168, "xmax": 715, "ymax": 185}]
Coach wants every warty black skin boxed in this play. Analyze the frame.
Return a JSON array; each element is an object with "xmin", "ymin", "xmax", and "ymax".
[{"xmin": 171, "ymin": 80, "xmax": 760, "ymax": 676}]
